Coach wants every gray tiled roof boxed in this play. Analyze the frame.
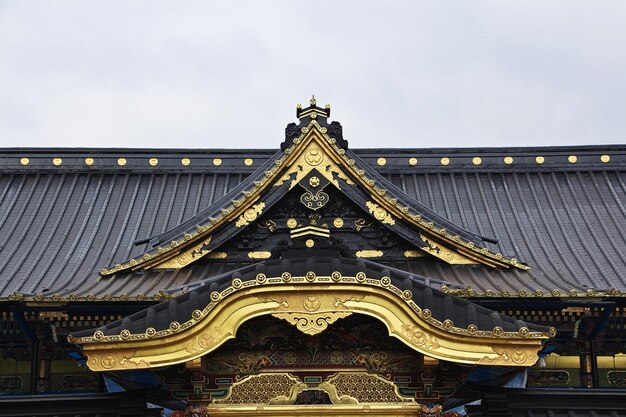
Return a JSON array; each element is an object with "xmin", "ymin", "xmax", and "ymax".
[{"xmin": 0, "ymin": 145, "xmax": 625, "ymax": 298}]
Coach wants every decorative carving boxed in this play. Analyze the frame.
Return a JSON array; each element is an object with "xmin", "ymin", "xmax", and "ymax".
[
  {"xmin": 366, "ymin": 201, "xmax": 395, "ymax": 225},
  {"xmin": 152, "ymin": 237, "xmax": 212, "ymax": 269},
  {"xmin": 309, "ymin": 176, "xmax": 320, "ymax": 187},
  {"xmin": 235, "ymin": 202, "xmax": 266, "ymax": 227},
  {"xmin": 328, "ymin": 372, "xmax": 415, "ymax": 403},
  {"xmin": 419, "ymin": 235, "xmax": 477, "ymax": 265},
  {"xmin": 77, "ymin": 277, "xmax": 550, "ymax": 370},
  {"xmin": 300, "ymin": 189, "xmax": 329, "ymax": 211},
  {"xmin": 213, "ymin": 373, "xmax": 302, "ymax": 404},
  {"xmin": 416, "ymin": 404, "xmax": 462, "ymax": 417},
  {"xmin": 282, "ymin": 123, "xmax": 302, "ymax": 151},
  {"xmin": 273, "ymin": 312, "xmax": 352, "ymax": 335},
  {"xmin": 404, "ymin": 250, "xmax": 425, "ymax": 258},
  {"xmin": 261, "ymin": 292, "xmax": 364, "ymax": 336},
  {"xmin": 274, "ymin": 142, "xmax": 354, "ymax": 191},
  {"xmin": 0, "ymin": 376, "xmax": 23, "ymax": 392},
  {"xmin": 355, "ymin": 218, "xmax": 373, "ymax": 232},
  {"xmin": 356, "ymin": 250, "xmax": 384, "ymax": 258},
  {"xmin": 327, "ymin": 121, "xmax": 348, "ymax": 149},
  {"xmin": 258, "ymin": 220, "xmax": 277, "ymax": 232},
  {"xmin": 248, "ymin": 251, "xmax": 272, "ymax": 259}
]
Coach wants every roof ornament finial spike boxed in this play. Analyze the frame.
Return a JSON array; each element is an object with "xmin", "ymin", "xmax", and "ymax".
[{"xmin": 310, "ymin": 95, "xmax": 316, "ymax": 106}]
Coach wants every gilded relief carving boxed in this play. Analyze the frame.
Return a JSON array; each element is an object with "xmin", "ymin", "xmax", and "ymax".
[
  {"xmin": 366, "ymin": 201, "xmax": 396, "ymax": 225},
  {"xmin": 77, "ymin": 276, "xmax": 550, "ymax": 371},
  {"xmin": 274, "ymin": 142, "xmax": 354, "ymax": 191},
  {"xmin": 328, "ymin": 372, "xmax": 415, "ymax": 403},
  {"xmin": 235, "ymin": 202, "xmax": 266, "ymax": 227},
  {"xmin": 151, "ymin": 237, "xmax": 212, "ymax": 269},
  {"xmin": 213, "ymin": 373, "xmax": 302, "ymax": 404},
  {"xmin": 261, "ymin": 292, "xmax": 365, "ymax": 335},
  {"xmin": 419, "ymin": 235, "xmax": 477, "ymax": 265}
]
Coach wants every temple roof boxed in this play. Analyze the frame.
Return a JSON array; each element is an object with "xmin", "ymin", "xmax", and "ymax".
[
  {"xmin": 71, "ymin": 252, "xmax": 552, "ymax": 340},
  {"xmin": 0, "ymin": 103, "xmax": 625, "ymax": 301}
]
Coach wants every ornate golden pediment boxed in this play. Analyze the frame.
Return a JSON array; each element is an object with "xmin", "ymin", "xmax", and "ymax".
[{"xmin": 101, "ymin": 110, "xmax": 528, "ymax": 274}]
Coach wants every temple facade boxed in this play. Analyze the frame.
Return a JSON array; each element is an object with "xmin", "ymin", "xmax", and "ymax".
[{"xmin": 1, "ymin": 99, "xmax": 625, "ymax": 416}]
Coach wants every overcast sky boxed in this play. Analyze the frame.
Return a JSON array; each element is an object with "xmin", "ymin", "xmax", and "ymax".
[{"xmin": 1, "ymin": 1, "xmax": 625, "ymax": 149}]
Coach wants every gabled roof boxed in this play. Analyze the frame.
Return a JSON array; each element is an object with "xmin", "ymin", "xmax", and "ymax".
[
  {"xmin": 0, "ymin": 102, "xmax": 625, "ymax": 301},
  {"xmin": 97, "ymin": 100, "xmax": 525, "ymax": 276}
]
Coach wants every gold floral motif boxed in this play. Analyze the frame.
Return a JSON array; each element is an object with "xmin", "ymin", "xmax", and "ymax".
[
  {"xmin": 309, "ymin": 176, "xmax": 320, "ymax": 187},
  {"xmin": 365, "ymin": 201, "xmax": 395, "ymax": 225},
  {"xmin": 235, "ymin": 202, "xmax": 266, "ymax": 227}
]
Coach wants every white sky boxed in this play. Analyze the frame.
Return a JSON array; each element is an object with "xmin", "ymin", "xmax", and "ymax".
[{"xmin": 0, "ymin": 1, "xmax": 625, "ymax": 149}]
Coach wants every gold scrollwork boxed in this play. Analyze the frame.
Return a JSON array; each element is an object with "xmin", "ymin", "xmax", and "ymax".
[
  {"xmin": 235, "ymin": 202, "xmax": 266, "ymax": 227},
  {"xmin": 262, "ymin": 292, "xmax": 364, "ymax": 336},
  {"xmin": 152, "ymin": 237, "xmax": 212, "ymax": 269},
  {"xmin": 366, "ymin": 201, "xmax": 395, "ymax": 225},
  {"xmin": 419, "ymin": 235, "xmax": 477, "ymax": 265}
]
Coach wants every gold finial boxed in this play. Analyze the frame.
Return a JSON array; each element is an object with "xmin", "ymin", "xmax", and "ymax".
[{"xmin": 310, "ymin": 95, "xmax": 316, "ymax": 106}]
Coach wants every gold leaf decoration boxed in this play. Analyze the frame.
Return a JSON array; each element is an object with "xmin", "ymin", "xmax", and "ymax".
[
  {"xmin": 365, "ymin": 201, "xmax": 395, "ymax": 225},
  {"xmin": 235, "ymin": 202, "xmax": 266, "ymax": 227}
]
